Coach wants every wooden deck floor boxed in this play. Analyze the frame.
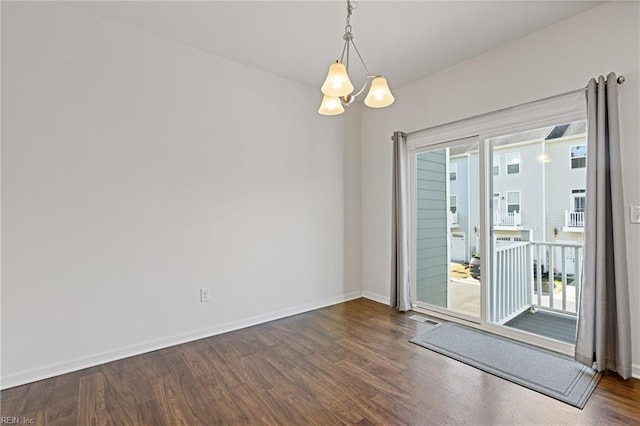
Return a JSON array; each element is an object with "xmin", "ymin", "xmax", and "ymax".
[
  {"xmin": 1, "ymin": 298, "xmax": 639, "ymax": 425},
  {"xmin": 506, "ymin": 309, "xmax": 578, "ymax": 344}
]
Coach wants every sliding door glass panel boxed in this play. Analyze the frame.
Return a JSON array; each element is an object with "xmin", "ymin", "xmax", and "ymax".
[
  {"xmin": 415, "ymin": 139, "xmax": 479, "ymax": 318},
  {"xmin": 488, "ymin": 120, "xmax": 586, "ymax": 344}
]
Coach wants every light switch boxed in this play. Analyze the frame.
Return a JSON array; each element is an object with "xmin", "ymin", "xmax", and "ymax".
[{"xmin": 631, "ymin": 205, "xmax": 640, "ymax": 224}]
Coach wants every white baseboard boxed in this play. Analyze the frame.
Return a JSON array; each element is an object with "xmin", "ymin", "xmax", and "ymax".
[
  {"xmin": 0, "ymin": 291, "xmax": 362, "ymax": 390},
  {"xmin": 362, "ymin": 290, "xmax": 390, "ymax": 306},
  {"xmin": 633, "ymin": 363, "xmax": 640, "ymax": 380}
]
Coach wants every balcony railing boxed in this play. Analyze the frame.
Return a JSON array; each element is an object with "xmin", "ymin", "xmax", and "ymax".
[
  {"xmin": 449, "ymin": 211, "xmax": 458, "ymax": 226},
  {"xmin": 491, "ymin": 241, "xmax": 531, "ymax": 323},
  {"xmin": 494, "ymin": 211, "xmax": 522, "ymax": 227},
  {"xmin": 531, "ymin": 242, "xmax": 582, "ymax": 315},
  {"xmin": 565, "ymin": 210, "xmax": 585, "ymax": 228},
  {"xmin": 491, "ymin": 239, "xmax": 583, "ymax": 324}
]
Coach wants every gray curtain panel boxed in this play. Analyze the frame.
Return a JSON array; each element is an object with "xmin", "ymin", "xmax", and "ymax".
[
  {"xmin": 575, "ymin": 73, "xmax": 632, "ymax": 379},
  {"xmin": 391, "ymin": 131, "xmax": 412, "ymax": 312}
]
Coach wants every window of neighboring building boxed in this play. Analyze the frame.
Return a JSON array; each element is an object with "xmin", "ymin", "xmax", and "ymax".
[
  {"xmin": 571, "ymin": 189, "xmax": 586, "ymax": 212},
  {"xmin": 571, "ymin": 144, "xmax": 587, "ymax": 169},
  {"xmin": 506, "ymin": 191, "xmax": 520, "ymax": 213},
  {"xmin": 506, "ymin": 152, "xmax": 520, "ymax": 174},
  {"xmin": 450, "ymin": 162, "xmax": 457, "ymax": 181},
  {"xmin": 450, "ymin": 195, "xmax": 457, "ymax": 213},
  {"xmin": 493, "ymin": 155, "xmax": 500, "ymax": 176}
]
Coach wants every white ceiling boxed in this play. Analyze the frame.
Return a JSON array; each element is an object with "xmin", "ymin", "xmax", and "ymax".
[{"xmin": 67, "ymin": 1, "xmax": 604, "ymax": 90}]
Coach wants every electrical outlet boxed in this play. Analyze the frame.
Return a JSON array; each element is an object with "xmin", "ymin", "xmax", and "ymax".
[
  {"xmin": 631, "ymin": 205, "xmax": 640, "ymax": 224},
  {"xmin": 200, "ymin": 287, "xmax": 211, "ymax": 302}
]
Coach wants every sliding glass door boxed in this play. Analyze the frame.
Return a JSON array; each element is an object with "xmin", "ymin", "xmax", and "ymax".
[
  {"xmin": 413, "ymin": 138, "xmax": 480, "ymax": 320},
  {"xmin": 407, "ymin": 89, "xmax": 586, "ymax": 350},
  {"xmin": 409, "ymin": 122, "xmax": 586, "ymax": 337}
]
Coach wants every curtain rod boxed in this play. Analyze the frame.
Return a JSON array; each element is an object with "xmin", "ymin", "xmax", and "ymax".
[{"xmin": 404, "ymin": 75, "xmax": 625, "ymax": 138}]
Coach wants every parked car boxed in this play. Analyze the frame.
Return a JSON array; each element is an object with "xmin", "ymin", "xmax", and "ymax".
[{"xmin": 468, "ymin": 255, "xmax": 545, "ymax": 281}]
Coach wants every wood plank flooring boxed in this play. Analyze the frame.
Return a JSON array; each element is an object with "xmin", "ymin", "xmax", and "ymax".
[{"xmin": 1, "ymin": 298, "xmax": 639, "ymax": 425}]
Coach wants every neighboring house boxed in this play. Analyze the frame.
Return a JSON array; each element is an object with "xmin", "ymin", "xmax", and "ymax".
[
  {"xmin": 448, "ymin": 121, "xmax": 586, "ymax": 274},
  {"xmin": 448, "ymin": 154, "xmax": 474, "ymax": 262}
]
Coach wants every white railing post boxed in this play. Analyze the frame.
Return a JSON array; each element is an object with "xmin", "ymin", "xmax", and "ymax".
[
  {"xmin": 492, "ymin": 237, "xmax": 498, "ymax": 323},
  {"xmin": 561, "ymin": 246, "xmax": 567, "ymax": 311},
  {"xmin": 522, "ymin": 230, "xmax": 533, "ymax": 306},
  {"xmin": 575, "ymin": 246, "xmax": 582, "ymax": 308},
  {"xmin": 548, "ymin": 245, "xmax": 554, "ymax": 310},
  {"xmin": 536, "ymin": 244, "xmax": 543, "ymax": 307}
]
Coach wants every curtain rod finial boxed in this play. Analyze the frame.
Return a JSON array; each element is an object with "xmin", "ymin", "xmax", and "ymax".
[{"xmin": 617, "ymin": 75, "xmax": 626, "ymax": 84}]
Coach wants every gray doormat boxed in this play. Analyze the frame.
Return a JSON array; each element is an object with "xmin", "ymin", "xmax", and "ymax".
[{"xmin": 410, "ymin": 323, "xmax": 600, "ymax": 408}]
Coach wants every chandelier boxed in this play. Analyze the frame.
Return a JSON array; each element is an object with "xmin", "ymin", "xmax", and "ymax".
[{"xmin": 318, "ymin": 0, "xmax": 395, "ymax": 115}]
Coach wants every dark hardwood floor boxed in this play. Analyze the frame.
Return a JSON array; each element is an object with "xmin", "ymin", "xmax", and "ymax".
[{"xmin": 2, "ymin": 298, "xmax": 639, "ymax": 425}]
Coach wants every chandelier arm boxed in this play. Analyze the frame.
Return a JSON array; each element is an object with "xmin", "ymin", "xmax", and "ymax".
[
  {"xmin": 346, "ymin": 37, "xmax": 350, "ymax": 71},
  {"xmin": 351, "ymin": 75, "xmax": 377, "ymax": 98},
  {"xmin": 349, "ymin": 38, "xmax": 370, "ymax": 75},
  {"xmin": 339, "ymin": 38, "xmax": 349, "ymax": 64}
]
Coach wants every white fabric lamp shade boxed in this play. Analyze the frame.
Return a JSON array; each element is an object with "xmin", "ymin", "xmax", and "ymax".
[
  {"xmin": 321, "ymin": 62, "xmax": 355, "ymax": 97},
  {"xmin": 318, "ymin": 95, "xmax": 345, "ymax": 115},
  {"xmin": 364, "ymin": 76, "xmax": 395, "ymax": 108}
]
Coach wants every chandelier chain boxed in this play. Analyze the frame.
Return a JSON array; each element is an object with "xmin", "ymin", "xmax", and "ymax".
[
  {"xmin": 339, "ymin": 0, "xmax": 369, "ymax": 76},
  {"xmin": 346, "ymin": 0, "xmax": 354, "ymax": 27}
]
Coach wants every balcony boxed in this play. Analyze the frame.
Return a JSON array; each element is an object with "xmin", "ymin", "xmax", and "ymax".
[
  {"xmin": 491, "ymin": 241, "xmax": 582, "ymax": 320},
  {"xmin": 563, "ymin": 210, "xmax": 585, "ymax": 232},
  {"xmin": 493, "ymin": 240, "xmax": 582, "ymax": 343},
  {"xmin": 494, "ymin": 211, "xmax": 522, "ymax": 227},
  {"xmin": 449, "ymin": 240, "xmax": 582, "ymax": 344}
]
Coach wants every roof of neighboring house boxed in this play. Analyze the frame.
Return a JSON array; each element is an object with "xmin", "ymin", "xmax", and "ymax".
[
  {"xmin": 491, "ymin": 127, "xmax": 552, "ymax": 147},
  {"xmin": 545, "ymin": 121, "xmax": 587, "ymax": 140},
  {"xmin": 448, "ymin": 120, "xmax": 587, "ymax": 158},
  {"xmin": 490, "ymin": 120, "xmax": 586, "ymax": 149},
  {"xmin": 545, "ymin": 124, "xmax": 571, "ymax": 139}
]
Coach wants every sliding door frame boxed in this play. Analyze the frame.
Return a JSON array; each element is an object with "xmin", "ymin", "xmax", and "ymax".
[
  {"xmin": 406, "ymin": 93, "xmax": 587, "ymax": 355},
  {"xmin": 409, "ymin": 137, "xmax": 480, "ymax": 323}
]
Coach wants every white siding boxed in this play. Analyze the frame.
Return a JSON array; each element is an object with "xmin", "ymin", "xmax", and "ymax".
[
  {"xmin": 469, "ymin": 155, "xmax": 481, "ymax": 255},
  {"xmin": 449, "ymin": 156, "xmax": 470, "ymax": 261},
  {"xmin": 492, "ymin": 141, "xmax": 545, "ymax": 239},
  {"xmin": 546, "ymin": 135, "xmax": 587, "ymax": 242}
]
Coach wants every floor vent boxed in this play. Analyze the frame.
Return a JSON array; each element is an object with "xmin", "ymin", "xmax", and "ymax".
[{"xmin": 409, "ymin": 315, "xmax": 440, "ymax": 326}]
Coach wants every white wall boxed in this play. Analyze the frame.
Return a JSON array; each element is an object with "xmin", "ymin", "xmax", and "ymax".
[
  {"xmin": 1, "ymin": 2, "xmax": 361, "ymax": 387},
  {"xmin": 361, "ymin": 2, "xmax": 640, "ymax": 376}
]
